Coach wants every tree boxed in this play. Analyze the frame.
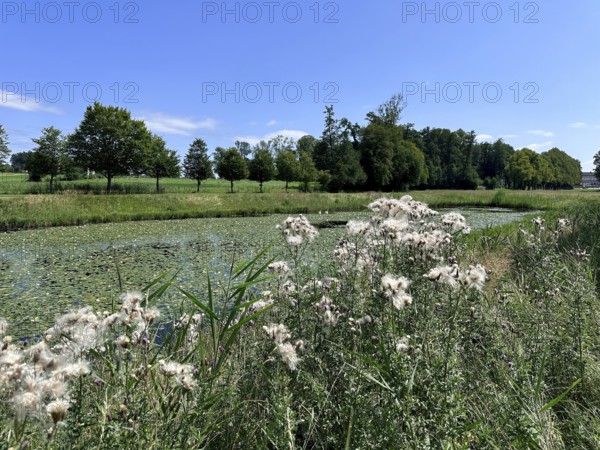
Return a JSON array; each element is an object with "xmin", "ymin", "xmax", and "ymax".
[
  {"xmin": 235, "ymin": 140, "xmax": 252, "ymax": 160},
  {"xmin": 595, "ymin": 150, "xmax": 600, "ymax": 182},
  {"xmin": 275, "ymin": 150, "xmax": 299, "ymax": 192},
  {"xmin": 297, "ymin": 150, "xmax": 318, "ymax": 192},
  {"xmin": 314, "ymin": 106, "xmax": 366, "ymax": 191},
  {"xmin": 214, "ymin": 147, "xmax": 248, "ymax": 193},
  {"xmin": 10, "ymin": 152, "xmax": 29, "ymax": 172},
  {"xmin": 543, "ymin": 147, "xmax": 581, "ymax": 188},
  {"xmin": 28, "ymin": 127, "xmax": 68, "ymax": 192},
  {"xmin": 183, "ymin": 138, "xmax": 213, "ymax": 192},
  {"xmin": 506, "ymin": 149, "xmax": 537, "ymax": 189},
  {"xmin": 390, "ymin": 140, "xmax": 428, "ymax": 190},
  {"xmin": 366, "ymin": 93, "xmax": 405, "ymax": 126},
  {"xmin": 360, "ymin": 121, "xmax": 395, "ymax": 189},
  {"xmin": 68, "ymin": 102, "xmax": 151, "ymax": 193},
  {"xmin": 248, "ymin": 148, "xmax": 275, "ymax": 193},
  {"xmin": 0, "ymin": 124, "xmax": 10, "ymax": 169},
  {"xmin": 270, "ymin": 135, "xmax": 295, "ymax": 155},
  {"xmin": 143, "ymin": 134, "xmax": 180, "ymax": 193}
]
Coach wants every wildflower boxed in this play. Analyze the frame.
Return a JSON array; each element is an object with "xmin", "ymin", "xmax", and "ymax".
[
  {"xmin": 58, "ymin": 360, "xmax": 90, "ymax": 378},
  {"xmin": 346, "ymin": 220, "xmax": 372, "ymax": 236},
  {"xmin": 381, "ymin": 275, "xmax": 412, "ymax": 310},
  {"xmin": 143, "ymin": 307, "xmax": 161, "ymax": 324},
  {"xmin": 531, "ymin": 217, "xmax": 545, "ymax": 231},
  {"xmin": 441, "ymin": 212, "xmax": 471, "ymax": 234},
  {"xmin": 263, "ymin": 324, "xmax": 290, "ymax": 344},
  {"xmin": 115, "ymin": 335, "xmax": 130, "ymax": 349},
  {"xmin": 460, "ymin": 264, "xmax": 487, "ymax": 291},
  {"xmin": 12, "ymin": 391, "xmax": 41, "ymax": 421},
  {"xmin": 276, "ymin": 343, "xmax": 300, "ymax": 370},
  {"xmin": 46, "ymin": 399, "xmax": 70, "ymax": 424},
  {"xmin": 286, "ymin": 235, "xmax": 303, "ymax": 246},
  {"xmin": 268, "ymin": 261, "xmax": 290, "ymax": 274},
  {"xmin": 396, "ymin": 335, "xmax": 411, "ymax": 353},
  {"xmin": 423, "ymin": 265, "xmax": 460, "ymax": 289},
  {"xmin": 158, "ymin": 360, "xmax": 196, "ymax": 390},
  {"xmin": 556, "ymin": 218, "xmax": 571, "ymax": 235}
]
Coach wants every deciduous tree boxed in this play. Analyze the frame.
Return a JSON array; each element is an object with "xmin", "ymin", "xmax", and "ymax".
[{"xmin": 68, "ymin": 102, "xmax": 151, "ymax": 193}]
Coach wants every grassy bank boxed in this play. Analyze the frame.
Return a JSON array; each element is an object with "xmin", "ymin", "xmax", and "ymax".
[
  {"xmin": 1, "ymin": 188, "xmax": 599, "ymax": 232},
  {"xmin": 1, "ymin": 197, "xmax": 598, "ymax": 448}
]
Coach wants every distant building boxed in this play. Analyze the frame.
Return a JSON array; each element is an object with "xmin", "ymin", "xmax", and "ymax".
[{"xmin": 581, "ymin": 172, "xmax": 600, "ymax": 188}]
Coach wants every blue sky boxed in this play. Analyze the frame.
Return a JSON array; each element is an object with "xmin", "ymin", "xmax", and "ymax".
[{"xmin": 1, "ymin": 1, "xmax": 599, "ymax": 170}]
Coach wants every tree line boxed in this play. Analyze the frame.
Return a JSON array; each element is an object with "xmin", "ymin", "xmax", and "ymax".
[{"xmin": 0, "ymin": 98, "xmax": 589, "ymax": 193}]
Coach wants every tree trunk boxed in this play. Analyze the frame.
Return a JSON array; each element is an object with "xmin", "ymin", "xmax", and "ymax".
[
  {"xmin": 259, "ymin": 180, "xmax": 263, "ymax": 193},
  {"xmin": 107, "ymin": 175, "xmax": 113, "ymax": 193},
  {"xmin": 49, "ymin": 174, "xmax": 54, "ymax": 194},
  {"xmin": 285, "ymin": 180, "xmax": 289, "ymax": 193},
  {"xmin": 230, "ymin": 180, "xmax": 234, "ymax": 193},
  {"xmin": 197, "ymin": 179, "xmax": 201, "ymax": 192},
  {"xmin": 156, "ymin": 175, "xmax": 160, "ymax": 193}
]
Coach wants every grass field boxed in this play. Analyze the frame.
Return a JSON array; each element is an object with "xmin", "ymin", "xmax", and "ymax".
[{"xmin": 1, "ymin": 177, "xmax": 599, "ymax": 231}]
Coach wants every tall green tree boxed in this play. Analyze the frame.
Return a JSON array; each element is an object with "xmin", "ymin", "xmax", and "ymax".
[
  {"xmin": 314, "ymin": 106, "xmax": 366, "ymax": 191},
  {"xmin": 594, "ymin": 149, "xmax": 600, "ymax": 182},
  {"xmin": 389, "ymin": 140, "xmax": 428, "ymax": 190},
  {"xmin": 68, "ymin": 102, "xmax": 151, "ymax": 193},
  {"xmin": 543, "ymin": 147, "xmax": 581, "ymax": 188},
  {"xmin": 506, "ymin": 148, "xmax": 537, "ymax": 189},
  {"xmin": 297, "ymin": 150, "xmax": 318, "ymax": 192},
  {"xmin": 183, "ymin": 138, "xmax": 213, "ymax": 192},
  {"xmin": 143, "ymin": 134, "xmax": 180, "ymax": 193},
  {"xmin": 275, "ymin": 150, "xmax": 299, "ymax": 192},
  {"xmin": 28, "ymin": 126, "xmax": 68, "ymax": 192},
  {"xmin": 0, "ymin": 124, "xmax": 10, "ymax": 169},
  {"xmin": 214, "ymin": 147, "xmax": 248, "ymax": 193},
  {"xmin": 248, "ymin": 148, "xmax": 275, "ymax": 193},
  {"xmin": 235, "ymin": 140, "xmax": 252, "ymax": 160},
  {"xmin": 10, "ymin": 152, "xmax": 29, "ymax": 172}
]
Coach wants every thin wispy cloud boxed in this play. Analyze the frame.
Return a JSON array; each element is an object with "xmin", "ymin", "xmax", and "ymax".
[
  {"xmin": 569, "ymin": 122, "xmax": 600, "ymax": 129},
  {"xmin": 136, "ymin": 112, "xmax": 218, "ymax": 136},
  {"xmin": 235, "ymin": 129, "xmax": 309, "ymax": 146},
  {"xmin": 527, "ymin": 130, "xmax": 555, "ymax": 138},
  {"xmin": 475, "ymin": 134, "xmax": 493, "ymax": 142},
  {"xmin": 501, "ymin": 134, "xmax": 519, "ymax": 139},
  {"xmin": 266, "ymin": 120, "xmax": 279, "ymax": 127},
  {"xmin": 524, "ymin": 141, "xmax": 553, "ymax": 151},
  {"xmin": 0, "ymin": 91, "xmax": 62, "ymax": 114}
]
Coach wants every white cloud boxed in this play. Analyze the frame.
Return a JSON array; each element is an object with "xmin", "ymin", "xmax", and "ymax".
[
  {"xmin": 501, "ymin": 134, "xmax": 519, "ymax": 139},
  {"xmin": 136, "ymin": 112, "xmax": 218, "ymax": 136},
  {"xmin": 568, "ymin": 122, "xmax": 600, "ymax": 129},
  {"xmin": 524, "ymin": 141, "xmax": 553, "ymax": 151},
  {"xmin": 235, "ymin": 129, "xmax": 309, "ymax": 146},
  {"xmin": 266, "ymin": 119, "xmax": 279, "ymax": 127},
  {"xmin": 475, "ymin": 134, "xmax": 494, "ymax": 142},
  {"xmin": 527, "ymin": 129, "xmax": 555, "ymax": 137},
  {"xmin": 0, "ymin": 91, "xmax": 62, "ymax": 114}
]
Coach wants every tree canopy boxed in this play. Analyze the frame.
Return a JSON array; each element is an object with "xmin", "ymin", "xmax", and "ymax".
[
  {"xmin": 68, "ymin": 102, "xmax": 152, "ymax": 192},
  {"xmin": 214, "ymin": 147, "xmax": 249, "ymax": 193},
  {"xmin": 183, "ymin": 138, "xmax": 213, "ymax": 192}
]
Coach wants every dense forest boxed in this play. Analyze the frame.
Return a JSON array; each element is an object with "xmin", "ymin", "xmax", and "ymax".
[{"xmin": 0, "ymin": 96, "xmax": 588, "ymax": 192}]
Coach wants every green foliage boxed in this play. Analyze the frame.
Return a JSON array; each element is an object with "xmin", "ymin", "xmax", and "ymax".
[
  {"xmin": 26, "ymin": 126, "xmax": 69, "ymax": 192},
  {"xmin": 297, "ymin": 149, "xmax": 318, "ymax": 192},
  {"xmin": 275, "ymin": 150, "xmax": 299, "ymax": 192},
  {"xmin": 248, "ymin": 148, "xmax": 276, "ymax": 193},
  {"xmin": 183, "ymin": 138, "xmax": 213, "ymax": 192},
  {"xmin": 68, "ymin": 102, "xmax": 152, "ymax": 192},
  {"xmin": 143, "ymin": 134, "xmax": 181, "ymax": 193},
  {"xmin": 0, "ymin": 124, "xmax": 10, "ymax": 167},
  {"xmin": 595, "ymin": 150, "xmax": 600, "ymax": 182},
  {"xmin": 214, "ymin": 147, "xmax": 249, "ymax": 193}
]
